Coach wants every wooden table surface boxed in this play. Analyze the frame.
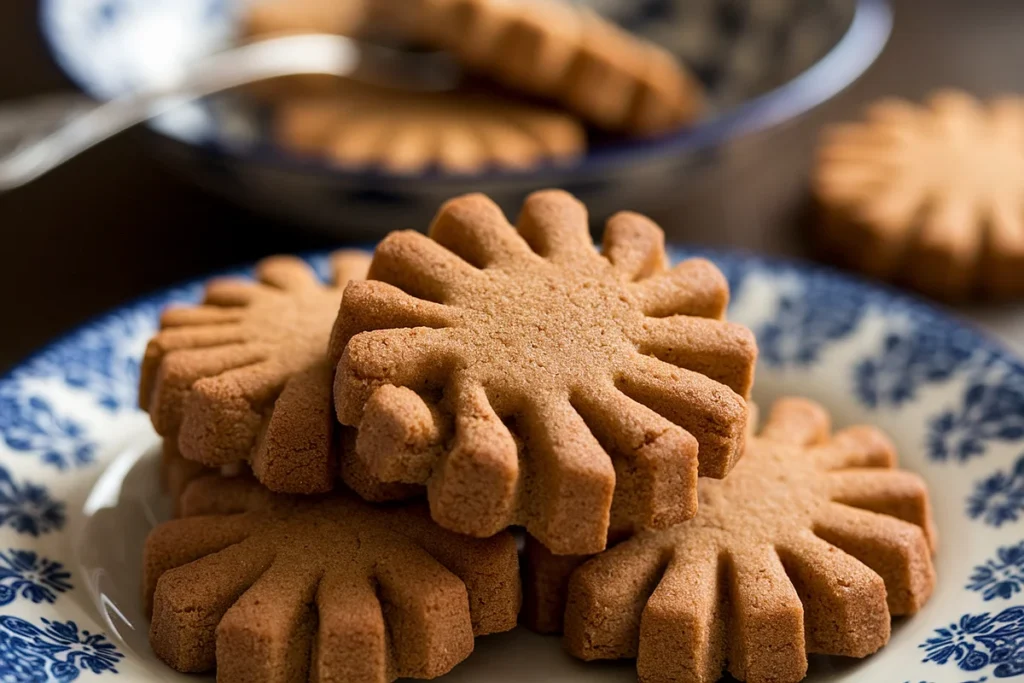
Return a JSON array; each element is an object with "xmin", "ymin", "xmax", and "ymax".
[{"xmin": 3, "ymin": 0, "xmax": 1024, "ymax": 372}]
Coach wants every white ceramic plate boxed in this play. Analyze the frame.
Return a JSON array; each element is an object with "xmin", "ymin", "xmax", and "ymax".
[{"xmin": 1, "ymin": 248, "xmax": 1022, "ymax": 682}]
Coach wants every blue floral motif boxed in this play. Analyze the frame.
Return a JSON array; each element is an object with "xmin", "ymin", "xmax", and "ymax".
[
  {"xmin": 0, "ymin": 393, "xmax": 93, "ymax": 469},
  {"xmin": 928, "ymin": 357, "xmax": 1024, "ymax": 463},
  {"xmin": 855, "ymin": 320, "xmax": 978, "ymax": 408},
  {"xmin": 920, "ymin": 606, "xmax": 1024, "ymax": 678},
  {"xmin": 0, "ymin": 616, "xmax": 122, "ymax": 681},
  {"xmin": 968, "ymin": 541, "xmax": 1024, "ymax": 601},
  {"xmin": 32, "ymin": 319, "xmax": 145, "ymax": 413},
  {"xmin": 9, "ymin": 284, "xmax": 201, "ymax": 413},
  {"xmin": 708, "ymin": 254, "xmax": 749, "ymax": 306},
  {"xmin": 0, "ymin": 550, "xmax": 72, "ymax": 607},
  {"xmin": 0, "ymin": 465, "xmax": 65, "ymax": 537},
  {"xmin": 2, "ymin": 282, "xmax": 202, "ymax": 415},
  {"xmin": 755, "ymin": 271, "xmax": 873, "ymax": 367}
]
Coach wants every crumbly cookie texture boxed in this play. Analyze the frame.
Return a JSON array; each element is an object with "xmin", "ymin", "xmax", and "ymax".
[
  {"xmin": 140, "ymin": 251, "xmax": 370, "ymax": 494},
  {"xmin": 275, "ymin": 84, "xmax": 586, "ymax": 175},
  {"xmin": 330, "ymin": 189, "xmax": 756, "ymax": 555},
  {"xmin": 560, "ymin": 397, "xmax": 936, "ymax": 683},
  {"xmin": 144, "ymin": 475, "xmax": 520, "ymax": 682},
  {"xmin": 814, "ymin": 90, "xmax": 1024, "ymax": 301},
  {"xmin": 413, "ymin": 0, "xmax": 704, "ymax": 135}
]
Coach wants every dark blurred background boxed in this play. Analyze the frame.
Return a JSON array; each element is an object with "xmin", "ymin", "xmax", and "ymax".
[{"xmin": 3, "ymin": 0, "xmax": 1024, "ymax": 372}]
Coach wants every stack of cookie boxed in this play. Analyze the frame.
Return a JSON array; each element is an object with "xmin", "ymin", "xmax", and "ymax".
[
  {"xmin": 246, "ymin": 0, "xmax": 705, "ymax": 174},
  {"xmin": 140, "ymin": 189, "xmax": 937, "ymax": 683}
]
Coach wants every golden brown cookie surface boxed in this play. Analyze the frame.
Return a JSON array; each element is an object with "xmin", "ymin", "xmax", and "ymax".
[
  {"xmin": 140, "ymin": 251, "xmax": 370, "ymax": 494},
  {"xmin": 413, "ymin": 0, "xmax": 704, "ymax": 135},
  {"xmin": 145, "ymin": 475, "xmax": 520, "ymax": 682},
  {"xmin": 814, "ymin": 90, "xmax": 1024, "ymax": 301},
  {"xmin": 561, "ymin": 397, "xmax": 937, "ymax": 683},
  {"xmin": 331, "ymin": 190, "xmax": 756, "ymax": 555},
  {"xmin": 275, "ymin": 84, "xmax": 586, "ymax": 174}
]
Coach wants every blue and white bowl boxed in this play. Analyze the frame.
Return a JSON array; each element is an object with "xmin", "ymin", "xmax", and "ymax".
[
  {"xmin": 0, "ymin": 248, "xmax": 1022, "ymax": 681},
  {"xmin": 39, "ymin": 0, "xmax": 891, "ymax": 237}
]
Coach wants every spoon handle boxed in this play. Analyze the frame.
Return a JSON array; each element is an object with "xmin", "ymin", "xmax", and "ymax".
[{"xmin": 0, "ymin": 34, "xmax": 363, "ymax": 190}]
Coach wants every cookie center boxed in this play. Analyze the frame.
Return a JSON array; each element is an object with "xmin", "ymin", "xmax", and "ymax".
[
  {"xmin": 451, "ymin": 261, "xmax": 639, "ymax": 395},
  {"xmin": 695, "ymin": 442, "xmax": 822, "ymax": 542}
]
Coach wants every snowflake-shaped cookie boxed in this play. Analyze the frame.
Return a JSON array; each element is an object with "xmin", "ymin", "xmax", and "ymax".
[
  {"xmin": 563, "ymin": 397, "xmax": 937, "ymax": 683},
  {"xmin": 140, "ymin": 251, "xmax": 370, "ymax": 494},
  {"xmin": 814, "ymin": 90, "xmax": 1024, "ymax": 300},
  {"xmin": 275, "ymin": 84, "xmax": 585, "ymax": 175},
  {"xmin": 144, "ymin": 475, "xmax": 520, "ymax": 681},
  {"xmin": 330, "ymin": 190, "xmax": 757, "ymax": 555}
]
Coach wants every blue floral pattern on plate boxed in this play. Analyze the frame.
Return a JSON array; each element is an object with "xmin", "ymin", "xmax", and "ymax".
[
  {"xmin": 966, "ymin": 455, "xmax": 1024, "ymax": 528},
  {"xmin": 0, "ymin": 616, "xmax": 122, "ymax": 681},
  {"xmin": 0, "ymin": 550, "xmax": 72, "ymax": 607},
  {"xmin": 920, "ymin": 606, "xmax": 1024, "ymax": 678},
  {"xmin": 854, "ymin": 316, "xmax": 978, "ymax": 409},
  {"xmin": 928, "ymin": 357, "xmax": 1024, "ymax": 464},
  {"xmin": 754, "ymin": 269, "xmax": 874, "ymax": 367},
  {"xmin": 0, "ymin": 465, "xmax": 65, "ymax": 537},
  {"xmin": 968, "ymin": 542, "xmax": 1024, "ymax": 601},
  {"xmin": 0, "ymin": 393, "xmax": 93, "ymax": 470}
]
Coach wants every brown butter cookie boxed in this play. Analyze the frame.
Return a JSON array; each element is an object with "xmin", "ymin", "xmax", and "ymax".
[
  {"xmin": 331, "ymin": 189, "xmax": 756, "ymax": 555},
  {"xmin": 559, "ymin": 397, "xmax": 936, "ymax": 683},
  {"xmin": 814, "ymin": 90, "xmax": 1024, "ymax": 300},
  {"xmin": 275, "ymin": 83, "xmax": 585, "ymax": 175},
  {"xmin": 145, "ymin": 474, "xmax": 520, "ymax": 682},
  {"xmin": 140, "ymin": 251, "xmax": 370, "ymax": 494},
  {"xmin": 413, "ymin": 0, "xmax": 705, "ymax": 135}
]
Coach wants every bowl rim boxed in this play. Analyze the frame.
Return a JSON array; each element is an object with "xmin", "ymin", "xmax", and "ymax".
[{"xmin": 38, "ymin": 0, "xmax": 892, "ymax": 185}]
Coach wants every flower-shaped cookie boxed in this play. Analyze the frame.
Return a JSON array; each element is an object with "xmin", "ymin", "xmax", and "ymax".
[
  {"xmin": 140, "ymin": 251, "xmax": 370, "ymax": 494},
  {"xmin": 414, "ymin": 0, "xmax": 705, "ymax": 136},
  {"xmin": 275, "ymin": 84, "xmax": 586, "ymax": 175},
  {"xmin": 563, "ymin": 397, "xmax": 937, "ymax": 683},
  {"xmin": 814, "ymin": 90, "xmax": 1024, "ymax": 300},
  {"xmin": 330, "ymin": 190, "xmax": 757, "ymax": 554},
  {"xmin": 144, "ymin": 475, "xmax": 520, "ymax": 681}
]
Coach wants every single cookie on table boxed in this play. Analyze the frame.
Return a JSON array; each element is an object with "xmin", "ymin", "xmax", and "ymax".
[
  {"xmin": 144, "ymin": 474, "xmax": 520, "ymax": 682},
  {"xmin": 275, "ymin": 83, "xmax": 586, "ymax": 175},
  {"xmin": 330, "ymin": 189, "xmax": 757, "ymax": 555},
  {"xmin": 412, "ymin": 0, "xmax": 705, "ymax": 136},
  {"xmin": 813, "ymin": 90, "xmax": 1024, "ymax": 301},
  {"xmin": 140, "ymin": 251, "xmax": 370, "ymax": 494},
  {"xmin": 548, "ymin": 397, "xmax": 936, "ymax": 683}
]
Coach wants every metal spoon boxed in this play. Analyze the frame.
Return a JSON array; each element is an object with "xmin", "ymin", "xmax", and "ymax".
[{"xmin": 0, "ymin": 34, "xmax": 460, "ymax": 190}]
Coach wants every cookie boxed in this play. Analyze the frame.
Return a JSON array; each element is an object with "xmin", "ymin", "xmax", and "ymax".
[
  {"xmin": 144, "ymin": 474, "xmax": 520, "ymax": 681},
  {"xmin": 559, "ymin": 397, "xmax": 936, "ymax": 683},
  {"xmin": 521, "ymin": 402, "xmax": 762, "ymax": 634},
  {"xmin": 160, "ymin": 439, "xmax": 215, "ymax": 516},
  {"xmin": 275, "ymin": 84, "xmax": 586, "ymax": 175},
  {"xmin": 414, "ymin": 0, "xmax": 705, "ymax": 135},
  {"xmin": 813, "ymin": 90, "xmax": 1024, "ymax": 301},
  {"xmin": 330, "ymin": 189, "xmax": 757, "ymax": 555},
  {"xmin": 140, "ymin": 251, "xmax": 370, "ymax": 494}
]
